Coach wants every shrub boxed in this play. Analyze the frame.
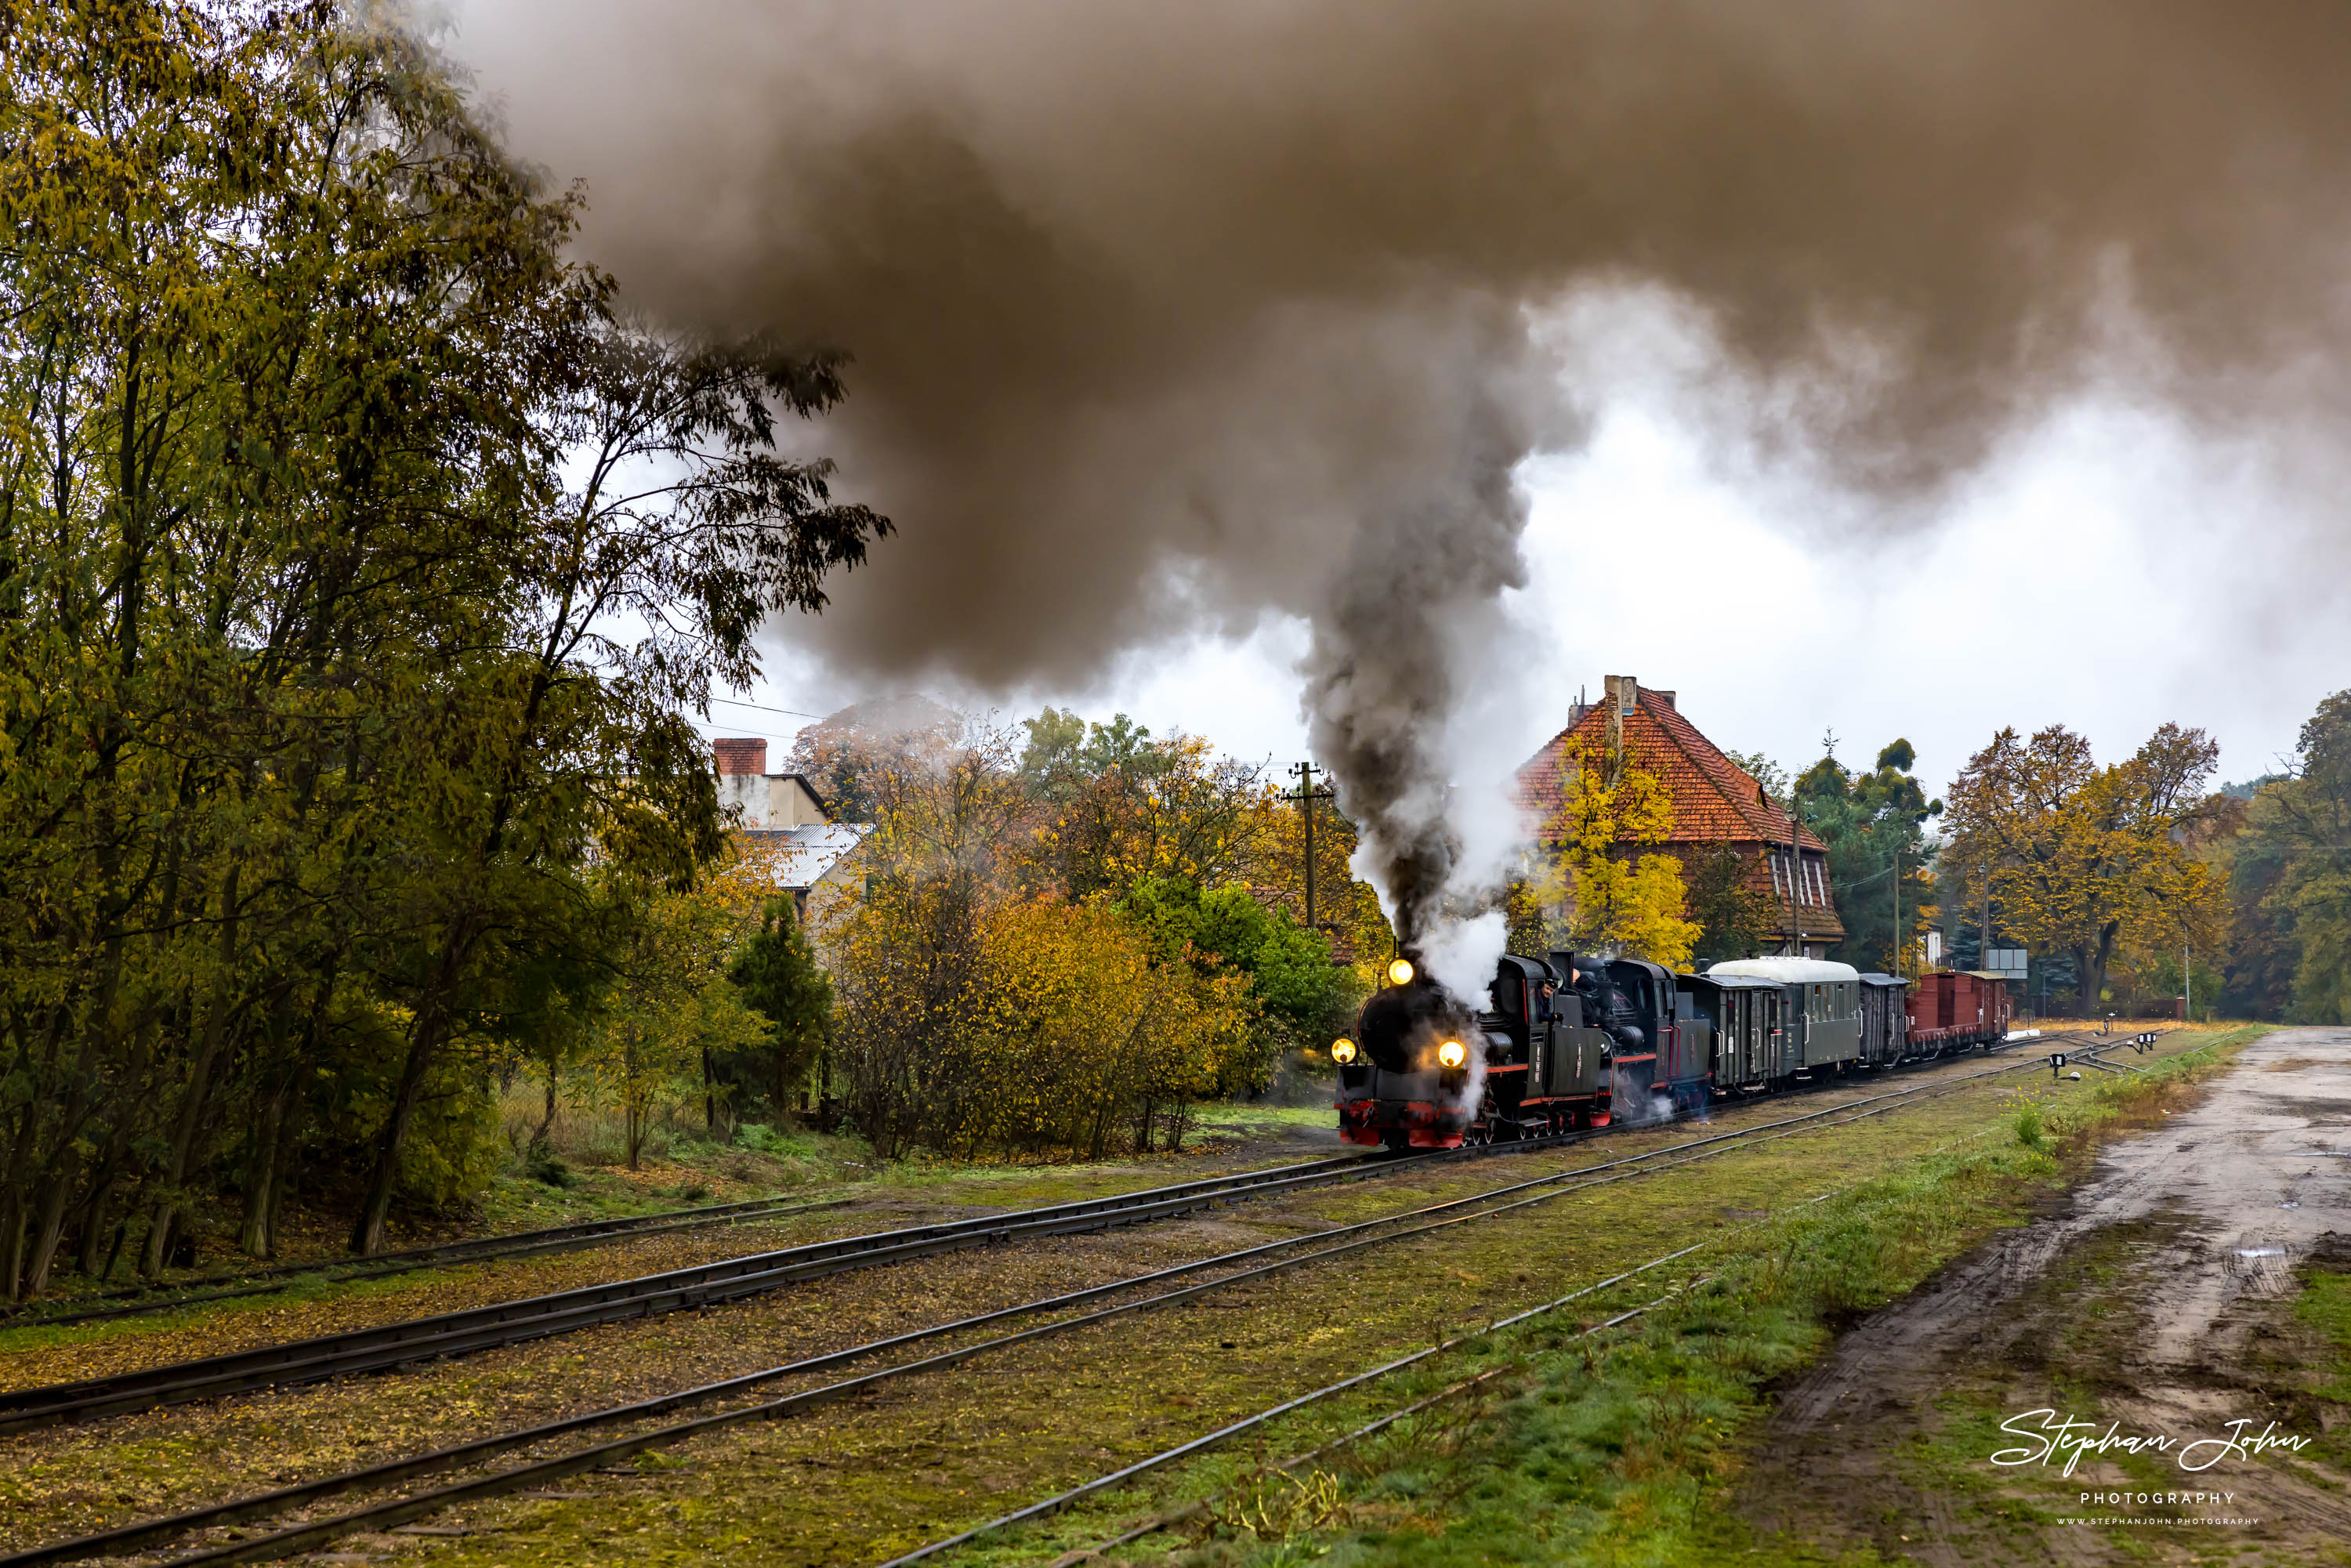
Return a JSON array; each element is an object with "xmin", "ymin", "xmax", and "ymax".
[
  {"xmin": 522, "ymin": 1143, "xmax": 574, "ymax": 1188},
  {"xmin": 737, "ymin": 1122, "xmax": 817, "ymax": 1159}
]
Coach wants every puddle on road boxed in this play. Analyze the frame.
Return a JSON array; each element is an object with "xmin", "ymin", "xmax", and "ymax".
[{"xmin": 2226, "ymin": 1241, "xmax": 2299, "ymax": 1299}]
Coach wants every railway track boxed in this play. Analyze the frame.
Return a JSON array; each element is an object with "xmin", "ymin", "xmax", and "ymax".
[
  {"xmin": 0, "ymin": 1040, "xmax": 2109, "ymax": 1568},
  {"xmin": 0, "ymin": 1194, "xmax": 861, "ymax": 1331},
  {"xmin": 0, "ymin": 1147, "xmax": 1459, "ymax": 1432},
  {"xmin": 0, "ymin": 1034, "xmax": 2099, "ymax": 1436}
]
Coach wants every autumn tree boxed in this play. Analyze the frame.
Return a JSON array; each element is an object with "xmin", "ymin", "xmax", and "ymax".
[
  {"xmin": 1529, "ymin": 740, "xmax": 1699, "ymax": 969},
  {"xmin": 1684, "ymin": 846, "xmax": 1774, "ymax": 964},
  {"xmin": 1119, "ymin": 876, "xmax": 1348, "ymax": 1056},
  {"xmin": 1943, "ymin": 723, "xmax": 2226, "ymax": 1012},
  {"xmin": 819, "ymin": 714, "xmax": 1293, "ymax": 1161},
  {"xmin": 0, "ymin": 4, "xmax": 886, "ymax": 1291},
  {"xmin": 2208, "ymin": 779, "xmax": 2297, "ymax": 1019},
  {"xmin": 583, "ymin": 874, "xmax": 769, "ymax": 1168},
  {"xmin": 1019, "ymin": 711, "xmax": 1277, "ymax": 899},
  {"xmin": 783, "ymin": 694, "xmax": 964, "ymax": 823},
  {"xmin": 2236, "ymin": 692, "xmax": 2351, "ymax": 1022},
  {"xmin": 820, "ymin": 722, "xmax": 1032, "ymax": 1157},
  {"xmin": 1795, "ymin": 740, "xmax": 1943, "ymax": 973}
]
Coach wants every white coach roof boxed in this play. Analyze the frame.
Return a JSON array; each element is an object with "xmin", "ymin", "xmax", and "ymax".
[{"xmin": 1706, "ymin": 957, "xmax": 1861, "ymax": 984}]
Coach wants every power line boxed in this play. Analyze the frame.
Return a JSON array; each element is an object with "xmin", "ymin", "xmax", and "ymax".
[{"xmin": 707, "ymin": 695, "xmax": 828, "ymax": 720}]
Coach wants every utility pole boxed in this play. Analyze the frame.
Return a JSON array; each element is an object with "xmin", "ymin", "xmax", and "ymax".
[
  {"xmin": 2184, "ymin": 938, "xmax": 2191, "ymax": 1022},
  {"xmin": 1289, "ymin": 762, "xmax": 1336, "ymax": 930},
  {"xmin": 1782, "ymin": 789, "xmax": 1805, "ymax": 959},
  {"xmin": 1892, "ymin": 843, "xmax": 1901, "ymax": 980}
]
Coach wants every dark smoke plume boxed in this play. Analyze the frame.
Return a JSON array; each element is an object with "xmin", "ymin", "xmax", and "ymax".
[{"xmin": 453, "ymin": 0, "xmax": 2351, "ymax": 980}]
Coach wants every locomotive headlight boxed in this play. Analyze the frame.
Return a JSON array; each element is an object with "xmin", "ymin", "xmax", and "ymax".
[
  {"xmin": 1330, "ymin": 1037, "xmax": 1357, "ymax": 1064},
  {"xmin": 1437, "ymin": 1038, "xmax": 1467, "ymax": 1070},
  {"xmin": 1386, "ymin": 958, "xmax": 1415, "ymax": 987}
]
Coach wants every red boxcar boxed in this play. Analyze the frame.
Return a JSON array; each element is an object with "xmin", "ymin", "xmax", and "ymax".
[{"xmin": 1903, "ymin": 970, "xmax": 2010, "ymax": 1052}]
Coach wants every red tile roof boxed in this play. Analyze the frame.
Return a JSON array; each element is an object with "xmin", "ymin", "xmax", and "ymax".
[{"xmin": 1516, "ymin": 691, "xmax": 1844, "ymax": 940}]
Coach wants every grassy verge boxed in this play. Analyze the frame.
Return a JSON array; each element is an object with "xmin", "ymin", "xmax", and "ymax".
[
  {"xmin": 0, "ymin": 1030, "xmax": 2263, "ymax": 1561},
  {"xmin": 918, "ymin": 1025, "xmax": 2273, "ymax": 1567},
  {"xmin": 2294, "ymin": 1255, "xmax": 2351, "ymax": 1472}
]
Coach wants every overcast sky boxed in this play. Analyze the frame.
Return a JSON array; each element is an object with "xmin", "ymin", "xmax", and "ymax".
[
  {"xmin": 440, "ymin": 11, "xmax": 2351, "ymax": 809},
  {"xmin": 719, "ymin": 301, "xmax": 2346, "ymax": 807}
]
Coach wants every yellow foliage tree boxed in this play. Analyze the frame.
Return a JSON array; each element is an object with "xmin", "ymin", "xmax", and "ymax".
[
  {"xmin": 958, "ymin": 896, "xmax": 1256, "ymax": 1158},
  {"xmin": 1943, "ymin": 722, "xmax": 2227, "ymax": 1012},
  {"xmin": 1531, "ymin": 739, "xmax": 1699, "ymax": 969},
  {"xmin": 820, "ymin": 719, "xmax": 1261, "ymax": 1160}
]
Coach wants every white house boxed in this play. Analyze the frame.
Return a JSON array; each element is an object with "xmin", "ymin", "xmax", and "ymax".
[{"xmin": 712, "ymin": 737, "xmax": 870, "ymax": 920}]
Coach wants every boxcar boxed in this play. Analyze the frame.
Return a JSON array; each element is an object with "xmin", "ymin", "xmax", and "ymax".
[
  {"xmin": 1904, "ymin": 969, "xmax": 2012, "ymax": 1053},
  {"xmin": 1704, "ymin": 958, "xmax": 1863, "ymax": 1075},
  {"xmin": 1857, "ymin": 972, "xmax": 1908, "ymax": 1066}
]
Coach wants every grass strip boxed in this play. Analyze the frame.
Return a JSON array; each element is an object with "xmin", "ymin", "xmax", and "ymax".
[
  {"xmin": 914, "ymin": 1025, "xmax": 2264, "ymax": 1566},
  {"xmin": 16, "ymin": 1069, "xmax": 1966, "ymax": 1567}
]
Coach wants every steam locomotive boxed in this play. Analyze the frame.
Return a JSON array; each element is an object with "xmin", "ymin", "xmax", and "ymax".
[{"xmin": 1333, "ymin": 951, "xmax": 2012, "ymax": 1150}]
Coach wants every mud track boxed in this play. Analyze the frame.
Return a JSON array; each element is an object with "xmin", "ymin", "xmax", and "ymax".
[{"xmin": 1743, "ymin": 1027, "xmax": 2351, "ymax": 1566}]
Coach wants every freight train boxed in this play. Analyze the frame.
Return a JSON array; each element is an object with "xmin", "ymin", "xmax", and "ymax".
[{"xmin": 1333, "ymin": 951, "xmax": 2012, "ymax": 1151}]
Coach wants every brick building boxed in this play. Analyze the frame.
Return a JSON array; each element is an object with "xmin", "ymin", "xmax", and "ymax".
[{"xmin": 1514, "ymin": 675, "xmax": 1844, "ymax": 958}]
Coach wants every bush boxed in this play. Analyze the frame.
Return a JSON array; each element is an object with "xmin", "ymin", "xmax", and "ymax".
[
  {"xmin": 2013, "ymin": 1102, "xmax": 2047, "ymax": 1150},
  {"xmin": 737, "ymin": 1121, "xmax": 817, "ymax": 1159},
  {"xmin": 522, "ymin": 1143, "xmax": 574, "ymax": 1188}
]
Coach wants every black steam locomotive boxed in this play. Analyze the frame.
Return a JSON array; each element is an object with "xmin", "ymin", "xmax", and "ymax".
[
  {"xmin": 1335, "ymin": 950, "xmax": 2011, "ymax": 1150},
  {"xmin": 1334, "ymin": 952, "xmax": 1632, "ymax": 1149}
]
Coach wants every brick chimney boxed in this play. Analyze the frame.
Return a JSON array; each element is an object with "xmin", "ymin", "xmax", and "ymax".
[
  {"xmin": 712, "ymin": 737, "xmax": 767, "ymax": 777},
  {"xmin": 1603, "ymin": 675, "xmax": 1636, "ymax": 785}
]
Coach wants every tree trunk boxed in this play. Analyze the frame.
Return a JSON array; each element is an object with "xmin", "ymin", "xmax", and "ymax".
[
  {"xmin": 350, "ymin": 1004, "xmax": 447, "ymax": 1255},
  {"xmin": 24, "ymin": 1151, "xmax": 82, "ymax": 1297},
  {"xmin": 99, "ymin": 1221, "xmax": 129, "ymax": 1285},
  {"xmin": 2076, "ymin": 940, "xmax": 2106, "ymax": 1016},
  {"xmin": 1, "ymin": 1102, "xmax": 34, "ymax": 1300},
  {"xmin": 142, "ymin": 873, "xmax": 244, "ymax": 1275},
  {"xmin": 76, "ymin": 1173, "xmax": 117, "ymax": 1277},
  {"xmin": 240, "ymin": 1085, "xmax": 287, "ymax": 1258},
  {"xmin": 534, "ymin": 1056, "xmax": 559, "ymax": 1148},
  {"xmin": 624, "ymin": 1023, "xmax": 644, "ymax": 1169},
  {"xmin": 703, "ymin": 1044, "xmax": 717, "ymax": 1134},
  {"xmin": 261, "ymin": 1092, "xmax": 305, "ymax": 1259}
]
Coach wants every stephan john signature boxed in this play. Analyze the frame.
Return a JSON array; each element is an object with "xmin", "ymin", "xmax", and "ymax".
[{"xmin": 1991, "ymin": 1409, "xmax": 2311, "ymax": 1478}]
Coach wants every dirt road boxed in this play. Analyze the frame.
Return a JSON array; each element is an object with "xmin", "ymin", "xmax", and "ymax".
[{"xmin": 1744, "ymin": 1026, "xmax": 2351, "ymax": 1565}]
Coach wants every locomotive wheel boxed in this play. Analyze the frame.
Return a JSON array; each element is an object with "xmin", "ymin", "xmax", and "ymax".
[{"xmin": 1380, "ymin": 1129, "xmax": 1411, "ymax": 1154}]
